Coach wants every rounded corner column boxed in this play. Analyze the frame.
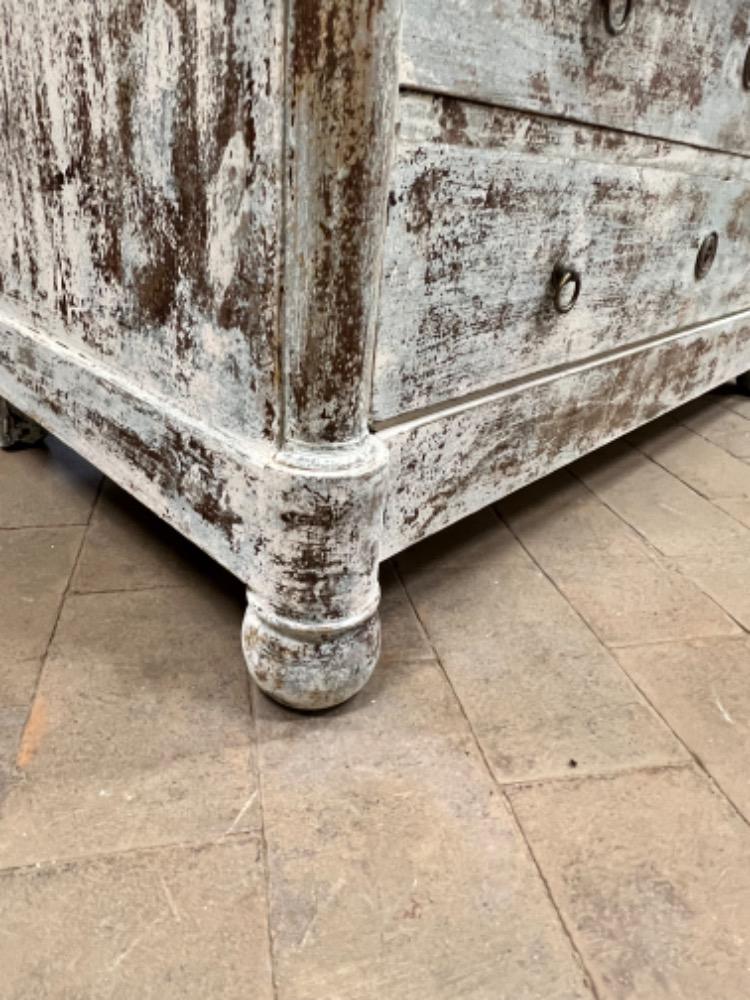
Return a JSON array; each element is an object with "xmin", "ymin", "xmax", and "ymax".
[
  {"xmin": 242, "ymin": 438, "xmax": 389, "ymax": 711},
  {"xmin": 250, "ymin": 0, "xmax": 401, "ymax": 710}
]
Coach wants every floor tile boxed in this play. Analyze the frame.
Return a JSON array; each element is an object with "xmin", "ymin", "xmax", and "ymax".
[
  {"xmin": 630, "ymin": 418, "xmax": 750, "ymax": 501},
  {"xmin": 0, "ymin": 527, "xmax": 84, "ymax": 662},
  {"xmin": 721, "ymin": 389, "xmax": 750, "ymax": 419},
  {"xmin": 0, "ymin": 838, "xmax": 273, "ymax": 1000},
  {"xmin": 0, "ymin": 437, "xmax": 100, "ymax": 528},
  {"xmin": 680, "ymin": 402, "xmax": 750, "ymax": 460},
  {"xmin": 254, "ymin": 655, "xmax": 594, "ymax": 1000},
  {"xmin": 0, "ymin": 586, "xmax": 258, "ymax": 866},
  {"xmin": 0, "ymin": 747, "xmax": 258, "ymax": 868},
  {"xmin": 0, "ymin": 706, "xmax": 26, "ymax": 801},
  {"xmin": 0, "ymin": 658, "xmax": 41, "ymax": 709},
  {"xmin": 509, "ymin": 767, "xmax": 750, "ymax": 1000},
  {"xmin": 500, "ymin": 474, "xmax": 739, "ymax": 647},
  {"xmin": 23, "ymin": 586, "xmax": 250, "ymax": 775},
  {"xmin": 379, "ymin": 562, "xmax": 434, "ymax": 664},
  {"xmin": 615, "ymin": 636, "xmax": 750, "ymax": 818},
  {"xmin": 574, "ymin": 441, "xmax": 748, "ymax": 556},
  {"xmin": 399, "ymin": 511, "xmax": 685, "ymax": 783},
  {"xmin": 714, "ymin": 496, "xmax": 750, "ymax": 529},
  {"xmin": 73, "ymin": 481, "xmax": 223, "ymax": 593},
  {"xmin": 671, "ymin": 542, "xmax": 750, "ymax": 631}
]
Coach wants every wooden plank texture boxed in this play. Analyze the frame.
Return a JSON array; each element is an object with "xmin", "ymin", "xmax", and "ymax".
[
  {"xmin": 373, "ymin": 94, "xmax": 750, "ymax": 421},
  {"xmin": 282, "ymin": 0, "xmax": 401, "ymax": 446},
  {"xmin": 400, "ymin": 0, "xmax": 750, "ymax": 156},
  {"xmin": 0, "ymin": 0, "xmax": 283, "ymax": 441},
  {"xmin": 379, "ymin": 312, "xmax": 750, "ymax": 557}
]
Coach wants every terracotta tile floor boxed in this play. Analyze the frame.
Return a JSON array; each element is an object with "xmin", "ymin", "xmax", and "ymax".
[{"xmin": 2, "ymin": 388, "xmax": 750, "ymax": 999}]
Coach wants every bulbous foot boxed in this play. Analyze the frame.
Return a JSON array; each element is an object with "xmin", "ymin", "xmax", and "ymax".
[
  {"xmin": 738, "ymin": 371, "xmax": 750, "ymax": 396},
  {"xmin": 0, "ymin": 399, "xmax": 47, "ymax": 449},
  {"xmin": 242, "ymin": 601, "xmax": 380, "ymax": 711}
]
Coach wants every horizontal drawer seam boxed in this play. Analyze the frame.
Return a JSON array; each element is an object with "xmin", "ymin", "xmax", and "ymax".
[
  {"xmin": 373, "ymin": 304, "xmax": 750, "ymax": 435},
  {"xmin": 397, "ymin": 84, "xmax": 750, "ymax": 165}
]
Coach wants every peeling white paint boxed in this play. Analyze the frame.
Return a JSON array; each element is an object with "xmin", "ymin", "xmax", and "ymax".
[
  {"xmin": 133, "ymin": 0, "xmax": 182, "ymax": 200},
  {"xmin": 207, "ymin": 132, "xmax": 251, "ymax": 297}
]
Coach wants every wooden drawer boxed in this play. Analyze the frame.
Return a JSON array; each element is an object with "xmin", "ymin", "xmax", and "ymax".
[
  {"xmin": 372, "ymin": 95, "xmax": 750, "ymax": 422},
  {"xmin": 400, "ymin": 0, "xmax": 750, "ymax": 156}
]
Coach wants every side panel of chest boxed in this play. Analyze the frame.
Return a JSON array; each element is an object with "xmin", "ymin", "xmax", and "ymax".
[{"xmin": 0, "ymin": 0, "xmax": 283, "ymax": 441}]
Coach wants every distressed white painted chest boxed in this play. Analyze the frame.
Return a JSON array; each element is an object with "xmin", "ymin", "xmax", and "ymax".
[{"xmin": 1, "ymin": 1, "xmax": 750, "ymax": 708}]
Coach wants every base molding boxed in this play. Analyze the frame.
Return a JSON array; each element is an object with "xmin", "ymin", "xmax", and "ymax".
[
  {"xmin": 0, "ymin": 303, "xmax": 388, "ymax": 709},
  {"xmin": 0, "ymin": 301, "xmax": 266, "ymax": 582},
  {"xmin": 378, "ymin": 309, "xmax": 750, "ymax": 557},
  {"xmin": 4, "ymin": 299, "xmax": 750, "ymax": 703}
]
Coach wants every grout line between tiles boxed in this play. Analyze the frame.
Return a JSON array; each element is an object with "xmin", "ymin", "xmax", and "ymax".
[
  {"xmin": 676, "ymin": 420, "xmax": 750, "ymax": 465},
  {"xmin": 501, "ymin": 792, "xmax": 605, "ymax": 1000},
  {"xmin": 494, "ymin": 759, "xmax": 693, "ymax": 792},
  {"xmin": 392, "ymin": 560, "xmax": 603, "ymax": 1000},
  {"xmin": 247, "ymin": 681, "xmax": 280, "ymax": 1000},
  {"xmin": 13, "ymin": 477, "xmax": 105, "ymax": 775},
  {"xmin": 717, "ymin": 392, "xmax": 750, "ymax": 421},
  {"xmin": 629, "ymin": 435, "xmax": 742, "ymax": 501},
  {"xmin": 627, "ymin": 435, "xmax": 750, "ymax": 538},
  {"xmin": 605, "ymin": 632, "xmax": 750, "ymax": 651},
  {"xmin": 496, "ymin": 506, "xmax": 750, "ymax": 831},
  {"xmin": 0, "ymin": 829, "xmax": 260, "ymax": 879},
  {"xmin": 569, "ymin": 465, "xmax": 750, "ymax": 638},
  {"xmin": 0, "ymin": 522, "xmax": 92, "ymax": 531},
  {"xmin": 719, "ymin": 403, "xmax": 750, "ymax": 421},
  {"xmin": 69, "ymin": 583, "xmax": 200, "ymax": 598}
]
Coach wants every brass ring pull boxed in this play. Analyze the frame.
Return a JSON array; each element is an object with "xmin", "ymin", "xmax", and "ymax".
[
  {"xmin": 553, "ymin": 267, "xmax": 582, "ymax": 314},
  {"xmin": 695, "ymin": 232, "xmax": 718, "ymax": 280},
  {"xmin": 603, "ymin": 0, "xmax": 633, "ymax": 35}
]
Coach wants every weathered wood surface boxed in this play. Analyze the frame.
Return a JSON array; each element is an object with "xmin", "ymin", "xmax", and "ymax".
[
  {"xmin": 282, "ymin": 0, "xmax": 401, "ymax": 446},
  {"xmin": 0, "ymin": 298, "xmax": 264, "ymax": 578},
  {"xmin": 0, "ymin": 0, "xmax": 405, "ymax": 710},
  {"xmin": 373, "ymin": 94, "xmax": 750, "ymax": 421},
  {"xmin": 241, "ymin": 0, "xmax": 402, "ymax": 708},
  {"xmin": 3, "ymin": 0, "xmax": 750, "ymax": 712},
  {"xmin": 0, "ymin": 298, "xmax": 383, "ymax": 642},
  {"xmin": 379, "ymin": 311, "xmax": 750, "ymax": 558},
  {"xmin": 400, "ymin": 0, "xmax": 750, "ymax": 156},
  {"xmin": 0, "ymin": 0, "xmax": 283, "ymax": 441}
]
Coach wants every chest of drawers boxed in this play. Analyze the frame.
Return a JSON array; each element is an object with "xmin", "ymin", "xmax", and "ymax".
[{"xmin": 2, "ymin": 0, "xmax": 749, "ymax": 708}]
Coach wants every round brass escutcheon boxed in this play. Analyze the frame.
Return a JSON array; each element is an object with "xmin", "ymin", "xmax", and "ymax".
[
  {"xmin": 744, "ymin": 45, "xmax": 750, "ymax": 90},
  {"xmin": 603, "ymin": 0, "xmax": 633, "ymax": 36},
  {"xmin": 553, "ymin": 267, "xmax": 582, "ymax": 314},
  {"xmin": 695, "ymin": 232, "xmax": 719, "ymax": 280}
]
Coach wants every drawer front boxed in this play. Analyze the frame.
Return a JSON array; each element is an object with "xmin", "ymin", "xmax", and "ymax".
[
  {"xmin": 401, "ymin": 0, "xmax": 750, "ymax": 156},
  {"xmin": 373, "ymin": 95, "xmax": 750, "ymax": 422}
]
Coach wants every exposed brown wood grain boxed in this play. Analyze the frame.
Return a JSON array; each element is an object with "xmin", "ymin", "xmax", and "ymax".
[
  {"xmin": 282, "ymin": 0, "xmax": 401, "ymax": 445},
  {"xmin": 2, "ymin": 0, "xmax": 750, "ymax": 709}
]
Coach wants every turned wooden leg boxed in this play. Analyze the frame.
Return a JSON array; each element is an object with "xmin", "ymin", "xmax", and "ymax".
[
  {"xmin": 0, "ymin": 398, "xmax": 47, "ymax": 449},
  {"xmin": 738, "ymin": 371, "xmax": 750, "ymax": 396},
  {"xmin": 241, "ymin": 440, "xmax": 387, "ymax": 711},
  {"xmin": 244, "ymin": 0, "xmax": 396, "ymax": 708},
  {"xmin": 243, "ymin": 603, "xmax": 380, "ymax": 711}
]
